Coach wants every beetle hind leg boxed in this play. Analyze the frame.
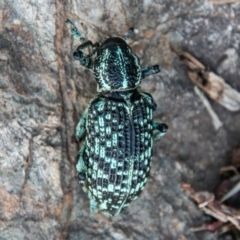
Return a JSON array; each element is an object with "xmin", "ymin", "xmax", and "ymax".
[
  {"xmin": 89, "ymin": 197, "xmax": 98, "ymax": 221},
  {"xmin": 153, "ymin": 122, "xmax": 168, "ymax": 140},
  {"xmin": 76, "ymin": 108, "xmax": 88, "ymax": 141},
  {"xmin": 76, "ymin": 142, "xmax": 87, "ymax": 187}
]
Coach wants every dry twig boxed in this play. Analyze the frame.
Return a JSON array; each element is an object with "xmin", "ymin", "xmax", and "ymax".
[
  {"xmin": 194, "ymin": 86, "xmax": 223, "ymax": 130},
  {"xmin": 209, "ymin": 0, "xmax": 240, "ymax": 5},
  {"xmin": 172, "ymin": 49, "xmax": 240, "ymax": 112}
]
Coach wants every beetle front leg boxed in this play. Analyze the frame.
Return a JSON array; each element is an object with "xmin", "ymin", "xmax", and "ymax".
[
  {"xmin": 153, "ymin": 122, "xmax": 168, "ymax": 141},
  {"xmin": 141, "ymin": 65, "xmax": 160, "ymax": 79},
  {"xmin": 76, "ymin": 108, "xmax": 88, "ymax": 141}
]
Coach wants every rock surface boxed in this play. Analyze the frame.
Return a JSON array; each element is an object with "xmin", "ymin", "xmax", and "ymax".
[{"xmin": 0, "ymin": 0, "xmax": 240, "ymax": 239}]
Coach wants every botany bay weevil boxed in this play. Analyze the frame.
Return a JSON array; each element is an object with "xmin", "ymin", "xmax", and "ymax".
[{"xmin": 66, "ymin": 19, "xmax": 168, "ymax": 218}]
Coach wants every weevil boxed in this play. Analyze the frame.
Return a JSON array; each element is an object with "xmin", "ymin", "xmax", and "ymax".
[{"xmin": 67, "ymin": 19, "xmax": 168, "ymax": 218}]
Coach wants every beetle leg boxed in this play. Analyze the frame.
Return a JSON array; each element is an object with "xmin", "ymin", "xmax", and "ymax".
[
  {"xmin": 66, "ymin": 19, "xmax": 86, "ymax": 42},
  {"xmin": 141, "ymin": 65, "xmax": 160, "ymax": 79},
  {"xmin": 153, "ymin": 122, "xmax": 168, "ymax": 141},
  {"xmin": 76, "ymin": 141, "xmax": 87, "ymax": 186},
  {"xmin": 123, "ymin": 27, "xmax": 134, "ymax": 41},
  {"xmin": 89, "ymin": 197, "xmax": 98, "ymax": 221},
  {"xmin": 76, "ymin": 108, "xmax": 88, "ymax": 141}
]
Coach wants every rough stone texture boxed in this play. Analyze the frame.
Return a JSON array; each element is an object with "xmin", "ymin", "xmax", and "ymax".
[{"xmin": 0, "ymin": 0, "xmax": 240, "ymax": 239}]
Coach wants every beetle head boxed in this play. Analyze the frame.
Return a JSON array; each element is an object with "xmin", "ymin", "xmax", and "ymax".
[{"xmin": 93, "ymin": 37, "xmax": 141, "ymax": 92}]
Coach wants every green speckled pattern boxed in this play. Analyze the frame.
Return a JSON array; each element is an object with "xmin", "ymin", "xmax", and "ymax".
[
  {"xmin": 93, "ymin": 39, "xmax": 142, "ymax": 92},
  {"xmin": 69, "ymin": 21, "xmax": 168, "ymax": 217},
  {"xmin": 76, "ymin": 90, "xmax": 155, "ymax": 216}
]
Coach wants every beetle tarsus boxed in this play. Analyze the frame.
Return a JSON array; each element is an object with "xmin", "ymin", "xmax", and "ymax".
[
  {"xmin": 153, "ymin": 122, "xmax": 168, "ymax": 140},
  {"xmin": 141, "ymin": 65, "xmax": 160, "ymax": 79},
  {"xmin": 123, "ymin": 27, "xmax": 134, "ymax": 41}
]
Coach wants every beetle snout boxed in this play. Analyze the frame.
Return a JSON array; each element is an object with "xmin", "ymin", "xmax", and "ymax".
[
  {"xmin": 73, "ymin": 51, "xmax": 91, "ymax": 67},
  {"xmin": 73, "ymin": 51, "xmax": 80, "ymax": 60}
]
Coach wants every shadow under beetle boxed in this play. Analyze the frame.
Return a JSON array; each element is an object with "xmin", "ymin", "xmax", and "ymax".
[{"xmin": 67, "ymin": 19, "xmax": 168, "ymax": 218}]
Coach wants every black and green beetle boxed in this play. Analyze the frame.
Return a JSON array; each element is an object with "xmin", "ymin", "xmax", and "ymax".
[{"xmin": 67, "ymin": 19, "xmax": 168, "ymax": 218}]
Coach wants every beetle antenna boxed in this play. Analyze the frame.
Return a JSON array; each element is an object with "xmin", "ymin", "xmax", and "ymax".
[{"xmin": 66, "ymin": 19, "xmax": 86, "ymax": 43}]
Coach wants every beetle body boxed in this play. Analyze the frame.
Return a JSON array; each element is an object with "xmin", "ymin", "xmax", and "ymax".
[{"xmin": 67, "ymin": 20, "xmax": 168, "ymax": 217}]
